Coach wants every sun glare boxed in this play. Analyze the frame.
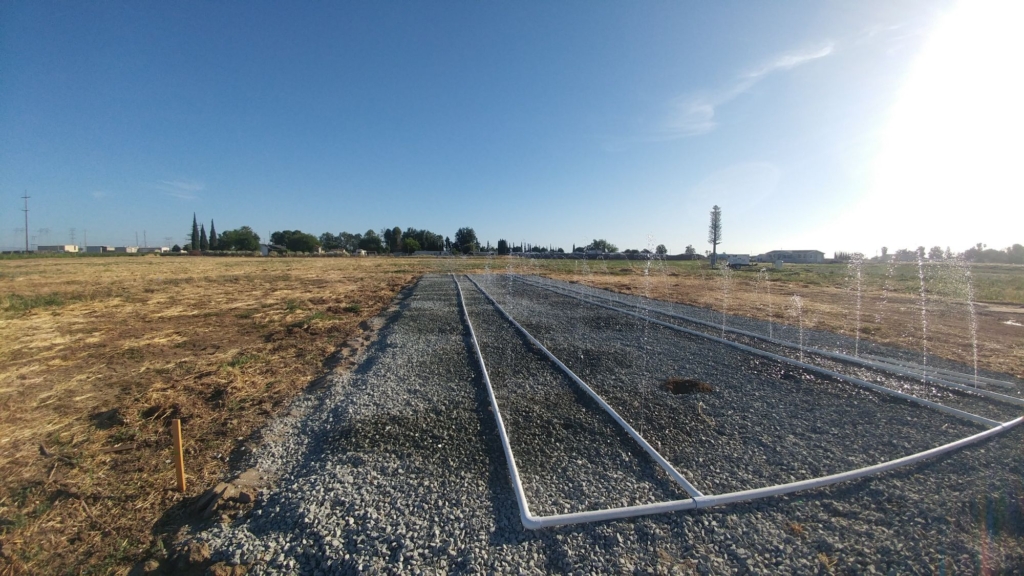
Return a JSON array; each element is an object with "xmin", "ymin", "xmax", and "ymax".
[{"xmin": 865, "ymin": 0, "xmax": 1024, "ymax": 249}]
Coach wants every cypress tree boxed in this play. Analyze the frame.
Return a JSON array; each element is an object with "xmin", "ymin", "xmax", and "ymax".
[
  {"xmin": 209, "ymin": 220, "xmax": 218, "ymax": 250},
  {"xmin": 199, "ymin": 224, "xmax": 209, "ymax": 251},
  {"xmin": 191, "ymin": 213, "xmax": 200, "ymax": 250}
]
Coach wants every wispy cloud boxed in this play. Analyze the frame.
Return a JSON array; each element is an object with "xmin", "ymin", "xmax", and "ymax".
[
  {"xmin": 91, "ymin": 190, "xmax": 109, "ymax": 199},
  {"xmin": 154, "ymin": 180, "xmax": 205, "ymax": 200},
  {"xmin": 659, "ymin": 43, "xmax": 834, "ymax": 139}
]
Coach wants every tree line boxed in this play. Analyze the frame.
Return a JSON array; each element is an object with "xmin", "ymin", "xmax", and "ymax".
[
  {"xmin": 175, "ymin": 216, "xmax": 495, "ymax": 256},
  {"xmin": 176, "ymin": 214, "xmax": 261, "ymax": 252},
  {"xmin": 865, "ymin": 243, "xmax": 1024, "ymax": 264}
]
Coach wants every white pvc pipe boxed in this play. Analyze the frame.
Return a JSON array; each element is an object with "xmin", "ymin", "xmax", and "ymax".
[
  {"xmin": 528, "ymin": 416, "xmax": 1022, "ymax": 528},
  {"xmin": 514, "ymin": 275, "xmax": 1023, "ymax": 412},
  {"xmin": 464, "ymin": 274, "xmax": 704, "ymax": 498},
  {"xmin": 497, "ymin": 275, "xmax": 999, "ymax": 428},
  {"xmin": 451, "ymin": 275, "xmax": 536, "ymax": 528},
  {"xmin": 861, "ymin": 353, "xmax": 1017, "ymax": 390},
  {"xmin": 455, "ymin": 274, "xmax": 1021, "ymax": 530}
]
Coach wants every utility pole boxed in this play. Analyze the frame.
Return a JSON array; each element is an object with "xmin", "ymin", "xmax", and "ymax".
[
  {"xmin": 143, "ymin": 230, "xmax": 147, "ymax": 248},
  {"xmin": 84, "ymin": 229, "xmax": 87, "ymax": 249},
  {"xmin": 69, "ymin": 228, "xmax": 76, "ymax": 246},
  {"xmin": 135, "ymin": 231, "xmax": 139, "ymax": 247},
  {"xmin": 21, "ymin": 192, "xmax": 29, "ymax": 252}
]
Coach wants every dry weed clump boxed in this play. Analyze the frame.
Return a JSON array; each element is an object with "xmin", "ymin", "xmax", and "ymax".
[{"xmin": 0, "ymin": 255, "xmax": 472, "ymax": 575}]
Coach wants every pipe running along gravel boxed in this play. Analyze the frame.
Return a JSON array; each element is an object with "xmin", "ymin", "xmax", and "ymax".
[
  {"xmin": 452, "ymin": 274, "xmax": 536, "ymax": 529},
  {"xmin": 513, "ymin": 275, "xmax": 1024, "ymax": 408},
  {"xmin": 457, "ymin": 275, "xmax": 703, "ymax": 499},
  {"xmin": 459, "ymin": 274, "xmax": 1023, "ymax": 529},
  {"xmin": 507, "ymin": 275, "xmax": 1008, "ymax": 424},
  {"xmin": 521, "ymin": 417, "xmax": 1023, "ymax": 528},
  {"xmin": 859, "ymin": 353, "xmax": 1016, "ymax": 390}
]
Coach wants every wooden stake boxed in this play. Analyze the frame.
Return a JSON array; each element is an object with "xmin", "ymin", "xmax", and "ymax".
[{"xmin": 171, "ymin": 419, "xmax": 186, "ymax": 492}]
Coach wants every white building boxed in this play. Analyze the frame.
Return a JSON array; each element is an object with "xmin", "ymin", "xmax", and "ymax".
[
  {"xmin": 37, "ymin": 245, "xmax": 79, "ymax": 253},
  {"xmin": 758, "ymin": 250, "xmax": 825, "ymax": 264},
  {"xmin": 114, "ymin": 246, "xmax": 139, "ymax": 253}
]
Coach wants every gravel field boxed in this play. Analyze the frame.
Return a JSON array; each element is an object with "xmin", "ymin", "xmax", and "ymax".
[
  {"xmin": 515, "ymin": 274, "xmax": 1024, "ymax": 423},
  {"xmin": 198, "ymin": 274, "xmax": 1024, "ymax": 574},
  {"xmin": 518, "ymin": 273, "xmax": 1024, "ymax": 389}
]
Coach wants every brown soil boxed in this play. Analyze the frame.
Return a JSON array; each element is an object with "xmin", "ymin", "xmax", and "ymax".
[
  {"xmin": 542, "ymin": 269, "xmax": 1024, "ymax": 380},
  {"xmin": 0, "ymin": 255, "xmax": 477, "ymax": 575},
  {"xmin": 663, "ymin": 378, "xmax": 714, "ymax": 395}
]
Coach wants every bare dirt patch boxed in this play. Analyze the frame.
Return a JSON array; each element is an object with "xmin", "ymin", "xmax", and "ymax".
[
  {"xmin": 663, "ymin": 377, "xmax": 714, "ymax": 395},
  {"xmin": 0, "ymin": 255, "xmax": 471, "ymax": 575}
]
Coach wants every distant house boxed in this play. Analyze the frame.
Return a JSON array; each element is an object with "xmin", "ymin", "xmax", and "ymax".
[
  {"xmin": 114, "ymin": 246, "xmax": 139, "ymax": 253},
  {"xmin": 37, "ymin": 245, "xmax": 79, "ymax": 253},
  {"xmin": 758, "ymin": 250, "xmax": 825, "ymax": 264},
  {"xmin": 259, "ymin": 243, "xmax": 287, "ymax": 256},
  {"xmin": 354, "ymin": 249, "xmax": 367, "ymax": 256},
  {"xmin": 85, "ymin": 246, "xmax": 115, "ymax": 253},
  {"xmin": 138, "ymin": 247, "xmax": 169, "ymax": 253}
]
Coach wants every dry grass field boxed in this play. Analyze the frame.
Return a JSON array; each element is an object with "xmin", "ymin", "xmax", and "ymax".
[
  {"xmin": 0, "ymin": 255, "xmax": 481, "ymax": 575},
  {"xmin": 0, "ymin": 255, "xmax": 1021, "ymax": 574}
]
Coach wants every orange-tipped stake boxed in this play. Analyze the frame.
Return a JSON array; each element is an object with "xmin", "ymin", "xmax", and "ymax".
[{"xmin": 171, "ymin": 419, "xmax": 186, "ymax": 492}]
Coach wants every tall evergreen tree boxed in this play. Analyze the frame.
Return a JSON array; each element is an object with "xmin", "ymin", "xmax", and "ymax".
[
  {"xmin": 392, "ymin": 226, "xmax": 402, "ymax": 252},
  {"xmin": 199, "ymin": 224, "xmax": 209, "ymax": 251},
  {"xmin": 191, "ymin": 213, "xmax": 200, "ymax": 250},
  {"xmin": 209, "ymin": 220, "xmax": 218, "ymax": 250},
  {"xmin": 708, "ymin": 205, "xmax": 722, "ymax": 267}
]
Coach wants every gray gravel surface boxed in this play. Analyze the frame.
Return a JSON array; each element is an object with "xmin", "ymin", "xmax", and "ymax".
[
  {"xmin": 517, "ymin": 271, "xmax": 1024, "ymax": 390},
  {"xmin": 198, "ymin": 273, "xmax": 1024, "ymax": 574},
  {"xmin": 513, "ymin": 274, "xmax": 1024, "ymax": 423}
]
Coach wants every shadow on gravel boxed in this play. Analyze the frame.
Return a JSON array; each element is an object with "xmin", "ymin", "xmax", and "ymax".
[{"xmin": 149, "ymin": 279, "xmax": 423, "ymax": 549}]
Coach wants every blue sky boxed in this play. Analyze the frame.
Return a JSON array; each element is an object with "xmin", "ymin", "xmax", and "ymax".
[{"xmin": 2, "ymin": 1, "xmax": 1020, "ymax": 254}]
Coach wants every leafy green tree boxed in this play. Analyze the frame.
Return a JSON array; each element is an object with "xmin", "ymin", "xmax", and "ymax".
[
  {"xmin": 209, "ymin": 220, "xmax": 218, "ymax": 250},
  {"xmin": 286, "ymin": 232, "xmax": 320, "ymax": 253},
  {"xmin": 270, "ymin": 230, "xmax": 296, "ymax": 246},
  {"xmin": 586, "ymin": 239, "xmax": 618, "ymax": 253},
  {"xmin": 171, "ymin": 244, "xmax": 182, "ymax": 253},
  {"xmin": 455, "ymin": 227, "xmax": 478, "ymax": 254},
  {"xmin": 402, "ymin": 237, "xmax": 421, "ymax": 254},
  {"xmin": 219, "ymin": 226, "xmax": 261, "ymax": 251},
  {"xmin": 358, "ymin": 229, "xmax": 384, "ymax": 252},
  {"xmin": 332, "ymin": 232, "xmax": 358, "ymax": 252},
  {"xmin": 444, "ymin": 236, "xmax": 452, "ymax": 253},
  {"xmin": 655, "ymin": 244, "xmax": 668, "ymax": 255},
  {"xmin": 199, "ymin": 224, "xmax": 209, "ymax": 251},
  {"xmin": 391, "ymin": 227, "xmax": 403, "ymax": 252},
  {"xmin": 319, "ymin": 232, "xmax": 341, "ymax": 250},
  {"xmin": 685, "ymin": 245, "xmax": 696, "ymax": 255},
  {"xmin": 269, "ymin": 230, "xmax": 321, "ymax": 252},
  {"xmin": 928, "ymin": 246, "xmax": 944, "ymax": 260},
  {"xmin": 1008, "ymin": 243, "xmax": 1024, "ymax": 265},
  {"xmin": 497, "ymin": 239, "xmax": 510, "ymax": 255},
  {"xmin": 191, "ymin": 213, "xmax": 200, "ymax": 251}
]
